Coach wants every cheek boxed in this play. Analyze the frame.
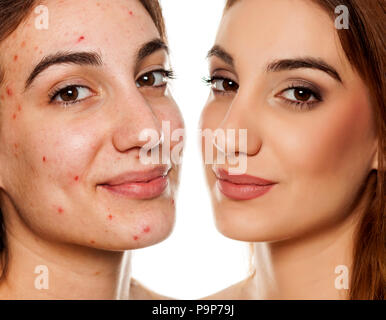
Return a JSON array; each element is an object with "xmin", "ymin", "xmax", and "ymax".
[
  {"xmin": 276, "ymin": 96, "xmax": 375, "ymax": 182},
  {"xmin": 24, "ymin": 124, "xmax": 99, "ymax": 186}
]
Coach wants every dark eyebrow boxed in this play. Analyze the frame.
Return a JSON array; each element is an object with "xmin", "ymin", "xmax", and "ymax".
[
  {"xmin": 135, "ymin": 38, "xmax": 169, "ymax": 66},
  {"xmin": 266, "ymin": 58, "xmax": 342, "ymax": 83},
  {"xmin": 206, "ymin": 45, "xmax": 234, "ymax": 68},
  {"xmin": 25, "ymin": 51, "xmax": 102, "ymax": 89}
]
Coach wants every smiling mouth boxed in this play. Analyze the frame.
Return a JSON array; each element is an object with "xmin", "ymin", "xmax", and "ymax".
[
  {"xmin": 213, "ymin": 168, "xmax": 277, "ymax": 200},
  {"xmin": 99, "ymin": 167, "xmax": 170, "ymax": 200}
]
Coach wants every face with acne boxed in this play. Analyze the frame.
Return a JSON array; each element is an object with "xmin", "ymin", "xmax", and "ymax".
[{"xmin": 0, "ymin": 0, "xmax": 184, "ymax": 250}]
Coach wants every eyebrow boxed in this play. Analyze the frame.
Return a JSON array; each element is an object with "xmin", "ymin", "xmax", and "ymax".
[
  {"xmin": 206, "ymin": 45, "xmax": 342, "ymax": 83},
  {"xmin": 207, "ymin": 45, "xmax": 234, "ymax": 68},
  {"xmin": 25, "ymin": 38, "xmax": 169, "ymax": 90},
  {"xmin": 266, "ymin": 58, "xmax": 342, "ymax": 83}
]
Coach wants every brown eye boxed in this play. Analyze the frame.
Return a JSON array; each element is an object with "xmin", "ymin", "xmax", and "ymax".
[
  {"xmin": 137, "ymin": 73, "xmax": 156, "ymax": 87},
  {"xmin": 294, "ymin": 88, "xmax": 312, "ymax": 101},
  {"xmin": 212, "ymin": 78, "xmax": 239, "ymax": 92},
  {"xmin": 136, "ymin": 70, "xmax": 169, "ymax": 88},
  {"xmin": 59, "ymin": 86, "xmax": 79, "ymax": 101},
  {"xmin": 51, "ymin": 85, "xmax": 93, "ymax": 105}
]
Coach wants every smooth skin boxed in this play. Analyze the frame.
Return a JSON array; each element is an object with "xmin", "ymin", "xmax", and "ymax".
[
  {"xmin": 0, "ymin": 0, "xmax": 183, "ymax": 299},
  {"xmin": 200, "ymin": 0, "xmax": 378, "ymax": 299}
]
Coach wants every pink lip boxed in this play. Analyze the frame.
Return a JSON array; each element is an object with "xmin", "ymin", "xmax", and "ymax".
[
  {"xmin": 99, "ymin": 166, "xmax": 170, "ymax": 200},
  {"xmin": 214, "ymin": 168, "xmax": 277, "ymax": 200}
]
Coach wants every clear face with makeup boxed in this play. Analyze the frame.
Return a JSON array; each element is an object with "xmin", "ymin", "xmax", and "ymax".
[
  {"xmin": 0, "ymin": 0, "xmax": 184, "ymax": 250},
  {"xmin": 200, "ymin": 0, "xmax": 378, "ymax": 241}
]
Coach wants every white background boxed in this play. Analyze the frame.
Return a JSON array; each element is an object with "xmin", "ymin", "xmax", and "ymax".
[{"xmin": 131, "ymin": 0, "xmax": 249, "ymax": 299}]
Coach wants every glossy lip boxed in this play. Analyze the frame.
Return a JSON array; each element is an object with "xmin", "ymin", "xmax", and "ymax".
[
  {"xmin": 99, "ymin": 166, "xmax": 171, "ymax": 200},
  {"xmin": 213, "ymin": 167, "xmax": 277, "ymax": 200}
]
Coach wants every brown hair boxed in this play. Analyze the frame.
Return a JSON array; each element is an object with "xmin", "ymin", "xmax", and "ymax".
[
  {"xmin": 0, "ymin": 0, "xmax": 167, "ymax": 281},
  {"xmin": 226, "ymin": 0, "xmax": 385, "ymax": 300}
]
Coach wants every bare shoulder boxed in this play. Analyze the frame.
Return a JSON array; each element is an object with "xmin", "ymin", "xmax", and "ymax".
[
  {"xmin": 129, "ymin": 278, "xmax": 176, "ymax": 300},
  {"xmin": 200, "ymin": 277, "xmax": 254, "ymax": 300}
]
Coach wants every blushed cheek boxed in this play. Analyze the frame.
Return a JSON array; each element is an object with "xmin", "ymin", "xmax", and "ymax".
[{"xmin": 281, "ymin": 95, "xmax": 374, "ymax": 180}]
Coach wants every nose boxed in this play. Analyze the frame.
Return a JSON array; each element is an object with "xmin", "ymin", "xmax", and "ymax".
[
  {"xmin": 214, "ymin": 92, "xmax": 262, "ymax": 157},
  {"xmin": 111, "ymin": 88, "xmax": 162, "ymax": 153}
]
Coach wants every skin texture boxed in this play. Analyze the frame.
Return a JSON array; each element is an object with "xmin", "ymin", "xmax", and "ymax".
[
  {"xmin": 0, "ymin": 0, "xmax": 183, "ymax": 299},
  {"xmin": 200, "ymin": 0, "xmax": 378, "ymax": 299}
]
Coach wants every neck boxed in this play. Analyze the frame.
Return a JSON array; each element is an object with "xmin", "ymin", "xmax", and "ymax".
[
  {"xmin": 0, "ymin": 227, "xmax": 131, "ymax": 299},
  {"xmin": 250, "ymin": 210, "xmax": 362, "ymax": 300}
]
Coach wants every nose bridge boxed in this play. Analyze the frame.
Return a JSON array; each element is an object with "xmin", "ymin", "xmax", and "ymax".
[
  {"xmin": 216, "ymin": 90, "xmax": 262, "ymax": 156},
  {"xmin": 111, "ymin": 86, "xmax": 162, "ymax": 153}
]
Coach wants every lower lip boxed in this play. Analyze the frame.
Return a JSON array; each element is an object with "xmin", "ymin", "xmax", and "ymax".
[
  {"xmin": 216, "ymin": 179, "xmax": 275, "ymax": 200},
  {"xmin": 101, "ymin": 176, "xmax": 168, "ymax": 200}
]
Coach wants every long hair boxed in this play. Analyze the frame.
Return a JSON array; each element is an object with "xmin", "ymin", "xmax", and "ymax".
[
  {"xmin": 0, "ymin": 0, "xmax": 167, "ymax": 281},
  {"xmin": 225, "ymin": 0, "xmax": 385, "ymax": 300}
]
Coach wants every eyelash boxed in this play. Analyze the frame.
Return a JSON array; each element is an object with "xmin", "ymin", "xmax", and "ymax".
[
  {"xmin": 48, "ymin": 68, "xmax": 176, "ymax": 107},
  {"xmin": 203, "ymin": 76, "xmax": 323, "ymax": 110}
]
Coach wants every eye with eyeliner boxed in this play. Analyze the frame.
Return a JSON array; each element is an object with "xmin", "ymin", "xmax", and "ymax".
[
  {"xmin": 275, "ymin": 80, "xmax": 323, "ymax": 110},
  {"xmin": 204, "ymin": 74, "xmax": 324, "ymax": 110},
  {"xmin": 203, "ymin": 75, "xmax": 239, "ymax": 95}
]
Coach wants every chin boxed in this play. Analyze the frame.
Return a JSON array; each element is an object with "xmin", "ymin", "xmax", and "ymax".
[
  {"xmin": 86, "ymin": 200, "xmax": 176, "ymax": 251},
  {"xmin": 212, "ymin": 203, "xmax": 291, "ymax": 242}
]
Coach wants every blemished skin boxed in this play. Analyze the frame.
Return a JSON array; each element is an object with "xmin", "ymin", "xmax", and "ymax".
[
  {"xmin": 0, "ymin": 0, "xmax": 183, "ymax": 299},
  {"xmin": 200, "ymin": 0, "xmax": 378, "ymax": 299}
]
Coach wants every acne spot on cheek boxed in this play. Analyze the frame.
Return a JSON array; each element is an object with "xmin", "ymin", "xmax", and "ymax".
[
  {"xmin": 13, "ymin": 55, "xmax": 18, "ymax": 62},
  {"xmin": 129, "ymin": 10, "xmax": 133, "ymax": 15},
  {"xmin": 12, "ymin": 113, "xmax": 17, "ymax": 120},
  {"xmin": 58, "ymin": 207, "xmax": 64, "ymax": 214},
  {"xmin": 34, "ymin": 46, "xmax": 39, "ymax": 51},
  {"xmin": 94, "ymin": 271, "xmax": 101, "ymax": 275},
  {"xmin": 21, "ymin": 41, "xmax": 26, "ymax": 48},
  {"xmin": 107, "ymin": 214, "xmax": 113, "ymax": 220},
  {"xmin": 74, "ymin": 176, "xmax": 79, "ymax": 181},
  {"xmin": 143, "ymin": 226, "xmax": 150, "ymax": 233},
  {"xmin": 17, "ymin": 105, "xmax": 22, "ymax": 112},
  {"xmin": 133, "ymin": 235, "xmax": 139, "ymax": 240},
  {"xmin": 6, "ymin": 87, "xmax": 13, "ymax": 97},
  {"xmin": 77, "ymin": 36, "xmax": 85, "ymax": 43},
  {"xmin": 42, "ymin": 156, "xmax": 46, "ymax": 162},
  {"xmin": 171, "ymin": 199, "xmax": 175, "ymax": 206},
  {"xmin": 14, "ymin": 143, "xmax": 18, "ymax": 149},
  {"xmin": 90, "ymin": 240, "xmax": 95, "ymax": 244}
]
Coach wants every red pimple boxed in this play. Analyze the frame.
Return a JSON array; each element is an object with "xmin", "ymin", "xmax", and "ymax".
[
  {"xmin": 108, "ymin": 214, "xmax": 113, "ymax": 220},
  {"xmin": 13, "ymin": 55, "xmax": 18, "ymax": 61},
  {"xmin": 77, "ymin": 36, "xmax": 85, "ymax": 43},
  {"xmin": 34, "ymin": 46, "xmax": 38, "ymax": 51},
  {"xmin": 21, "ymin": 41, "xmax": 26, "ymax": 48},
  {"xmin": 42, "ymin": 156, "xmax": 46, "ymax": 162},
  {"xmin": 12, "ymin": 113, "xmax": 17, "ymax": 120},
  {"xmin": 6, "ymin": 87, "xmax": 13, "ymax": 97},
  {"xmin": 94, "ymin": 271, "xmax": 101, "ymax": 275},
  {"xmin": 74, "ymin": 176, "xmax": 79, "ymax": 181},
  {"xmin": 17, "ymin": 105, "xmax": 22, "ymax": 111},
  {"xmin": 129, "ymin": 10, "xmax": 133, "ymax": 15},
  {"xmin": 58, "ymin": 207, "xmax": 64, "ymax": 214},
  {"xmin": 14, "ymin": 143, "xmax": 18, "ymax": 149},
  {"xmin": 143, "ymin": 226, "xmax": 150, "ymax": 233},
  {"xmin": 133, "ymin": 235, "xmax": 139, "ymax": 240},
  {"xmin": 90, "ymin": 240, "xmax": 95, "ymax": 244}
]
